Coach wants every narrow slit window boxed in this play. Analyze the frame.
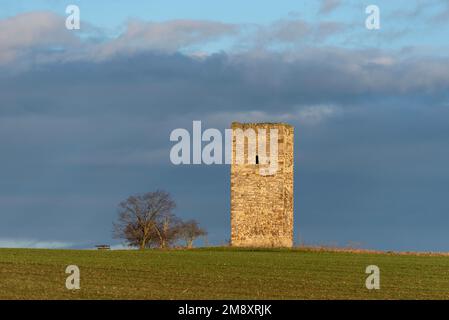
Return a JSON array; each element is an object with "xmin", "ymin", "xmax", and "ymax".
[{"xmin": 255, "ymin": 155, "xmax": 259, "ymax": 164}]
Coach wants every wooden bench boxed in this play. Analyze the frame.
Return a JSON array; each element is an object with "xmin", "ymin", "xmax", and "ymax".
[{"xmin": 95, "ymin": 245, "xmax": 111, "ymax": 250}]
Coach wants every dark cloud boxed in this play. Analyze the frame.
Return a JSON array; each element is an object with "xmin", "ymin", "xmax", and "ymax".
[
  {"xmin": 3, "ymin": 48, "xmax": 449, "ymax": 117},
  {"xmin": 388, "ymin": 0, "xmax": 449, "ymax": 25},
  {"xmin": 318, "ymin": 0, "xmax": 342, "ymax": 14}
]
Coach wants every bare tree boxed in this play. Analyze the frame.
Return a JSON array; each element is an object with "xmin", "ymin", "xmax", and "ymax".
[
  {"xmin": 178, "ymin": 219, "xmax": 207, "ymax": 248},
  {"xmin": 148, "ymin": 213, "xmax": 182, "ymax": 248},
  {"xmin": 113, "ymin": 190, "xmax": 176, "ymax": 250}
]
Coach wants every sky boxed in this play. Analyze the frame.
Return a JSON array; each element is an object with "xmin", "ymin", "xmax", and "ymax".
[{"xmin": 0, "ymin": 0, "xmax": 449, "ymax": 251}]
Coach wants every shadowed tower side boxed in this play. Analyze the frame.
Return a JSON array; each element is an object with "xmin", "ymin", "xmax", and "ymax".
[{"xmin": 230, "ymin": 122, "xmax": 294, "ymax": 248}]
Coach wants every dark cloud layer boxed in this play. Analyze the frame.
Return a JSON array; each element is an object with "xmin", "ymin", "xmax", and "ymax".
[{"xmin": 1, "ymin": 45, "xmax": 449, "ymax": 251}]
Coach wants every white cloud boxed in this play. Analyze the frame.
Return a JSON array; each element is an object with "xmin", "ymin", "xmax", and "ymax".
[
  {"xmin": 318, "ymin": 0, "xmax": 342, "ymax": 14},
  {"xmin": 0, "ymin": 11, "xmax": 350, "ymax": 66},
  {"xmin": 201, "ymin": 105, "xmax": 341, "ymax": 128},
  {"xmin": 296, "ymin": 105, "xmax": 341, "ymax": 124},
  {"xmin": 0, "ymin": 238, "xmax": 73, "ymax": 249},
  {"xmin": 90, "ymin": 19, "xmax": 238, "ymax": 59},
  {"xmin": 249, "ymin": 19, "xmax": 346, "ymax": 48},
  {"xmin": 0, "ymin": 11, "xmax": 78, "ymax": 64},
  {"xmin": 0, "ymin": 12, "xmax": 238, "ymax": 65}
]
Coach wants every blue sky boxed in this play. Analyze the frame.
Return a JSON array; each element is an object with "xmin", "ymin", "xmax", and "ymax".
[
  {"xmin": 1, "ymin": 0, "xmax": 326, "ymax": 24},
  {"xmin": 2, "ymin": 0, "xmax": 449, "ymax": 49},
  {"xmin": 0, "ymin": 1, "xmax": 449, "ymax": 251}
]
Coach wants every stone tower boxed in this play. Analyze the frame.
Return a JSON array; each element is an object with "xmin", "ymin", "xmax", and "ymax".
[{"xmin": 230, "ymin": 122, "xmax": 294, "ymax": 247}]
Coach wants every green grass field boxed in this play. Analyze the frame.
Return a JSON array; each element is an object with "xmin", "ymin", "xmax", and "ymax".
[{"xmin": 1, "ymin": 247, "xmax": 449, "ymax": 299}]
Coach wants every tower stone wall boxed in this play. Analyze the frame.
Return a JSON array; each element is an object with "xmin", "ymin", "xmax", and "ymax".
[{"xmin": 230, "ymin": 122, "xmax": 294, "ymax": 248}]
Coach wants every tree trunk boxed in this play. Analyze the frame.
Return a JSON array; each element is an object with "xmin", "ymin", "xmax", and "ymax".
[
  {"xmin": 140, "ymin": 239, "xmax": 146, "ymax": 250},
  {"xmin": 152, "ymin": 224, "xmax": 164, "ymax": 248}
]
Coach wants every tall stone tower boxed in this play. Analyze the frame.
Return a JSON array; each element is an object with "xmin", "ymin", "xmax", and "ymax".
[{"xmin": 230, "ymin": 122, "xmax": 294, "ymax": 248}]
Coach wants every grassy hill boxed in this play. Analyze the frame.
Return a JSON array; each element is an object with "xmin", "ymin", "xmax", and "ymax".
[{"xmin": 1, "ymin": 247, "xmax": 449, "ymax": 299}]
